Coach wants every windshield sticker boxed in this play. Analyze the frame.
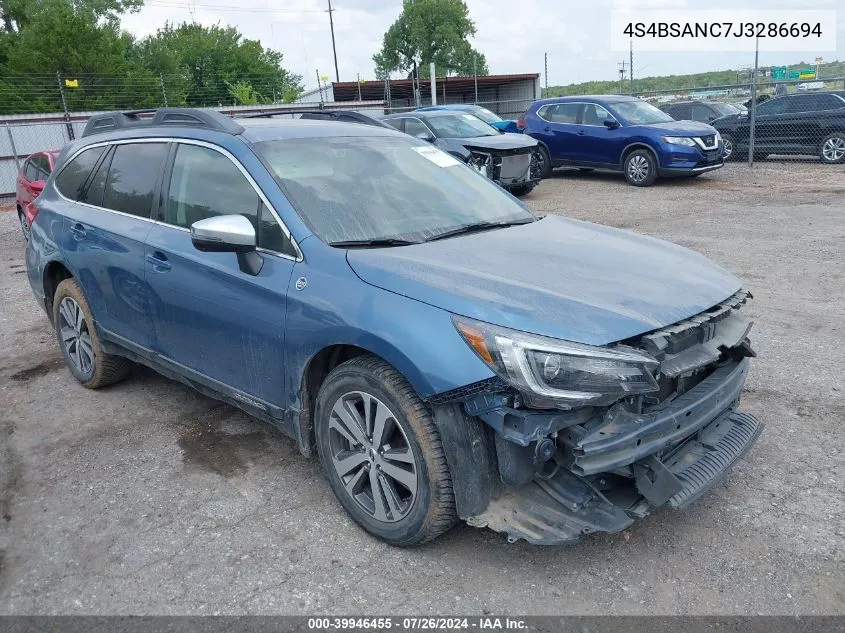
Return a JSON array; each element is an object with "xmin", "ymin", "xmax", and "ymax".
[{"xmin": 412, "ymin": 145, "xmax": 462, "ymax": 168}]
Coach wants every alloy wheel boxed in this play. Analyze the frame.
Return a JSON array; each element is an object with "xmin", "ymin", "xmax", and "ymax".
[
  {"xmin": 327, "ymin": 391, "xmax": 418, "ymax": 523},
  {"xmin": 58, "ymin": 297, "xmax": 94, "ymax": 375},
  {"xmin": 822, "ymin": 136, "xmax": 845, "ymax": 162},
  {"xmin": 18, "ymin": 212, "xmax": 30, "ymax": 241},
  {"xmin": 627, "ymin": 154, "xmax": 649, "ymax": 183},
  {"xmin": 722, "ymin": 139, "xmax": 734, "ymax": 160}
]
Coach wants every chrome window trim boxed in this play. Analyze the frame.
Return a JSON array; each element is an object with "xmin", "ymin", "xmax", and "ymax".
[
  {"xmin": 54, "ymin": 137, "xmax": 303, "ymax": 262},
  {"xmin": 536, "ymin": 101, "xmax": 619, "ymax": 127}
]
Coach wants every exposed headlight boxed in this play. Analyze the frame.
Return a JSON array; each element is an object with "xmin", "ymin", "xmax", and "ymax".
[
  {"xmin": 453, "ymin": 316, "xmax": 659, "ymax": 409},
  {"xmin": 661, "ymin": 136, "xmax": 697, "ymax": 147},
  {"xmin": 715, "ymin": 130, "xmax": 722, "ymax": 143}
]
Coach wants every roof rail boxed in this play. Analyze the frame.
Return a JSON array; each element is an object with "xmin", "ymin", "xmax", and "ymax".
[{"xmin": 81, "ymin": 108, "xmax": 245, "ymax": 137}]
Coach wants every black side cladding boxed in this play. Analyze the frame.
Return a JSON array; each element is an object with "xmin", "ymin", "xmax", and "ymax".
[{"xmin": 431, "ymin": 404, "xmax": 499, "ymax": 518}]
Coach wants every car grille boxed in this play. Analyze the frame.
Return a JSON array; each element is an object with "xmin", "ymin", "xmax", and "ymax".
[
  {"xmin": 498, "ymin": 153, "xmax": 531, "ymax": 181},
  {"xmin": 624, "ymin": 289, "xmax": 753, "ymax": 411}
]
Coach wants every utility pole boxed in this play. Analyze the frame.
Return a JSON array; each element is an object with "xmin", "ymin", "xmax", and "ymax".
[
  {"xmin": 748, "ymin": 36, "xmax": 759, "ymax": 168},
  {"xmin": 629, "ymin": 39, "xmax": 634, "ymax": 95},
  {"xmin": 326, "ymin": 0, "xmax": 339, "ymax": 83},
  {"xmin": 618, "ymin": 60, "xmax": 627, "ymax": 94},
  {"xmin": 473, "ymin": 55, "xmax": 478, "ymax": 103},
  {"xmin": 544, "ymin": 52, "xmax": 548, "ymax": 97},
  {"xmin": 357, "ymin": 73, "xmax": 362, "ymax": 101}
]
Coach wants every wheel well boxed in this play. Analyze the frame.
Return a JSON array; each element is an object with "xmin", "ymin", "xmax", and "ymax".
[
  {"xmin": 42, "ymin": 261, "xmax": 72, "ymax": 323},
  {"xmin": 296, "ymin": 344, "xmax": 370, "ymax": 457},
  {"xmin": 621, "ymin": 143, "xmax": 657, "ymax": 168}
]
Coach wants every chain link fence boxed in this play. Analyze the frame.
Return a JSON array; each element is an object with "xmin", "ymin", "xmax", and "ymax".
[
  {"xmin": 637, "ymin": 76, "xmax": 845, "ymax": 166},
  {"xmin": 3, "ymin": 73, "xmax": 844, "ymax": 196}
]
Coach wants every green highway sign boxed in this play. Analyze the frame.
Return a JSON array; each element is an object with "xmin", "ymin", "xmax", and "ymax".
[{"xmin": 771, "ymin": 66, "xmax": 787, "ymax": 80}]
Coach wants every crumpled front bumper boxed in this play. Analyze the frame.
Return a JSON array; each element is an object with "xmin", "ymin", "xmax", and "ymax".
[
  {"xmin": 469, "ymin": 409, "xmax": 762, "ymax": 545},
  {"xmin": 466, "ymin": 359, "xmax": 763, "ymax": 545}
]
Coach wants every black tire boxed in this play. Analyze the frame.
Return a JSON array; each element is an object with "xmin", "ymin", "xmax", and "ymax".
[
  {"xmin": 17, "ymin": 207, "xmax": 30, "ymax": 242},
  {"xmin": 819, "ymin": 132, "xmax": 845, "ymax": 164},
  {"xmin": 535, "ymin": 144, "xmax": 552, "ymax": 178},
  {"xmin": 623, "ymin": 149, "xmax": 658, "ymax": 187},
  {"xmin": 314, "ymin": 355, "xmax": 457, "ymax": 546},
  {"xmin": 52, "ymin": 278, "xmax": 132, "ymax": 389},
  {"xmin": 509, "ymin": 182, "xmax": 537, "ymax": 197},
  {"xmin": 721, "ymin": 133, "xmax": 739, "ymax": 161}
]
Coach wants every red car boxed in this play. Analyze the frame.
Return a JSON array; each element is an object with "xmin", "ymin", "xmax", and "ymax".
[{"xmin": 16, "ymin": 150, "xmax": 59, "ymax": 241}]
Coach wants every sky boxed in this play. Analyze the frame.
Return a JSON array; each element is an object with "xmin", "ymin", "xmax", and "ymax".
[{"xmin": 121, "ymin": 0, "xmax": 845, "ymax": 91}]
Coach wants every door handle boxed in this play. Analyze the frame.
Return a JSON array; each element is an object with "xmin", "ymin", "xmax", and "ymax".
[
  {"xmin": 146, "ymin": 251, "xmax": 171, "ymax": 272},
  {"xmin": 577, "ymin": 130, "xmax": 587, "ymax": 136},
  {"xmin": 543, "ymin": 126, "xmax": 551, "ymax": 132},
  {"xmin": 69, "ymin": 223, "xmax": 87, "ymax": 239}
]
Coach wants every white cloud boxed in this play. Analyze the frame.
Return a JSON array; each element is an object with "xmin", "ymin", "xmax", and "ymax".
[{"xmin": 120, "ymin": 0, "xmax": 844, "ymax": 90}]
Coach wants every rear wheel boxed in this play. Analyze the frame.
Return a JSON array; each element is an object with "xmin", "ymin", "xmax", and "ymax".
[
  {"xmin": 17, "ymin": 207, "xmax": 30, "ymax": 241},
  {"xmin": 315, "ymin": 355, "xmax": 457, "ymax": 546},
  {"xmin": 819, "ymin": 132, "xmax": 845, "ymax": 164},
  {"xmin": 52, "ymin": 278, "xmax": 132, "ymax": 388},
  {"xmin": 623, "ymin": 149, "xmax": 658, "ymax": 187},
  {"xmin": 509, "ymin": 183, "xmax": 536, "ymax": 197}
]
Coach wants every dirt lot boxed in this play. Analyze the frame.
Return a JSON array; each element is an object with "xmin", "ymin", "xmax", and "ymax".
[{"xmin": 0, "ymin": 162, "xmax": 843, "ymax": 615}]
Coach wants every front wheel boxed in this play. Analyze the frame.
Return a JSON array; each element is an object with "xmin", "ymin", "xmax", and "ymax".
[
  {"xmin": 819, "ymin": 132, "xmax": 845, "ymax": 164},
  {"xmin": 509, "ymin": 182, "xmax": 537, "ymax": 197},
  {"xmin": 535, "ymin": 145, "xmax": 552, "ymax": 179},
  {"xmin": 721, "ymin": 133, "xmax": 738, "ymax": 161},
  {"xmin": 315, "ymin": 355, "xmax": 457, "ymax": 546},
  {"xmin": 623, "ymin": 149, "xmax": 658, "ymax": 187}
]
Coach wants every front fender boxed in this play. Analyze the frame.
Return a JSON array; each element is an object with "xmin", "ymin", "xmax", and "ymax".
[{"xmin": 283, "ymin": 240, "xmax": 495, "ymax": 413}]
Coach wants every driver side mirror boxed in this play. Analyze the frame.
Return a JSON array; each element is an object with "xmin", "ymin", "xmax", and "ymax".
[
  {"xmin": 30, "ymin": 179, "xmax": 46, "ymax": 193},
  {"xmin": 190, "ymin": 214, "xmax": 263, "ymax": 276},
  {"xmin": 414, "ymin": 131, "xmax": 435, "ymax": 142},
  {"xmin": 603, "ymin": 119, "xmax": 620, "ymax": 130}
]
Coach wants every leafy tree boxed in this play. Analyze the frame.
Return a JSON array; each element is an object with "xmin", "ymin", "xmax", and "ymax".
[
  {"xmin": 226, "ymin": 79, "xmax": 261, "ymax": 105},
  {"xmin": 135, "ymin": 23, "xmax": 303, "ymax": 106},
  {"xmin": 373, "ymin": 0, "xmax": 488, "ymax": 79}
]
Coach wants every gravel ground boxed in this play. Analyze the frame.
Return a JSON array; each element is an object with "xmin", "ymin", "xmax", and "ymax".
[{"xmin": 0, "ymin": 162, "xmax": 843, "ymax": 616}]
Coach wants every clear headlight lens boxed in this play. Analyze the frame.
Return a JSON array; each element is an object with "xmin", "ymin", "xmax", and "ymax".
[
  {"xmin": 454, "ymin": 316, "xmax": 659, "ymax": 409},
  {"xmin": 661, "ymin": 136, "xmax": 697, "ymax": 147}
]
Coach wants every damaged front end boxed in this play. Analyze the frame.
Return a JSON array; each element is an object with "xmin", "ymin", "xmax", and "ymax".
[
  {"xmin": 466, "ymin": 146, "xmax": 540, "ymax": 192},
  {"xmin": 431, "ymin": 290, "xmax": 763, "ymax": 544}
]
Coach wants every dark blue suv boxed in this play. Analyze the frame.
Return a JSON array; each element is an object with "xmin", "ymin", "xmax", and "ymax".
[
  {"xmin": 25, "ymin": 108, "xmax": 761, "ymax": 546},
  {"xmin": 524, "ymin": 95, "xmax": 725, "ymax": 186}
]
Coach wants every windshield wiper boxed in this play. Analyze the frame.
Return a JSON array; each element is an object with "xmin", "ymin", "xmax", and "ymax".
[
  {"xmin": 424, "ymin": 218, "xmax": 535, "ymax": 243},
  {"xmin": 329, "ymin": 238, "xmax": 420, "ymax": 248}
]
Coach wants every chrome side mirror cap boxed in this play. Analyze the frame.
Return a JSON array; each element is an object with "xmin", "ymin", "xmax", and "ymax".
[{"xmin": 190, "ymin": 214, "xmax": 263, "ymax": 276}]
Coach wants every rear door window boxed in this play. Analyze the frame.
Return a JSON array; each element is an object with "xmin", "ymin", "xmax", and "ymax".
[
  {"xmin": 55, "ymin": 146, "xmax": 106, "ymax": 200},
  {"xmin": 102, "ymin": 143, "xmax": 168, "ymax": 218}
]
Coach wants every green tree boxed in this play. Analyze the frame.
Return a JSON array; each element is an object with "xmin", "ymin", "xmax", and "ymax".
[
  {"xmin": 135, "ymin": 23, "xmax": 303, "ymax": 106},
  {"xmin": 373, "ymin": 0, "xmax": 488, "ymax": 79},
  {"xmin": 226, "ymin": 79, "xmax": 261, "ymax": 105}
]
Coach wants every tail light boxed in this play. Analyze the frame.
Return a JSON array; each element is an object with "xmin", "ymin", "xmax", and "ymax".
[
  {"xmin": 516, "ymin": 118, "xmax": 526, "ymax": 131},
  {"xmin": 24, "ymin": 200, "xmax": 39, "ymax": 228}
]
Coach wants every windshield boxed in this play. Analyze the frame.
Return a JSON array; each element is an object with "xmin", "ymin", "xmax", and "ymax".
[
  {"xmin": 471, "ymin": 107, "xmax": 503, "ymax": 124},
  {"xmin": 426, "ymin": 114, "xmax": 499, "ymax": 138},
  {"xmin": 712, "ymin": 102, "xmax": 738, "ymax": 116},
  {"xmin": 254, "ymin": 136, "xmax": 534, "ymax": 245},
  {"xmin": 610, "ymin": 100, "xmax": 675, "ymax": 125}
]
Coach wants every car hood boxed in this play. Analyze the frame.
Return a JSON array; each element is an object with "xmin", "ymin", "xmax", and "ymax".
[
  {"xmin": 346, "ymin": 216, "xmax": 741, "ymax": 346},
  {"xmin": 639, "ymin": 120, "xmax": 719, "ymax": 135},
  {"xmin": 449, "ymin": 133, "xmax": 537, "ymax": 151}
]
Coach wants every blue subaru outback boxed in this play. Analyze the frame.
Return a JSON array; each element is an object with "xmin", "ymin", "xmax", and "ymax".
[
  {"xmin": 26, "ymin": 108, "xmax": 761, "ymax": 546},
  {"xmin": 524, "ymin": 95, "xmax": 724, "ymax": 186}
]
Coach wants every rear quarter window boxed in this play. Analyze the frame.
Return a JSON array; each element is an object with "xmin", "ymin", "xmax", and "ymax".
[{"xmin": 54, "ymin": 146, "xmax": 106, "ymax": 200}]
